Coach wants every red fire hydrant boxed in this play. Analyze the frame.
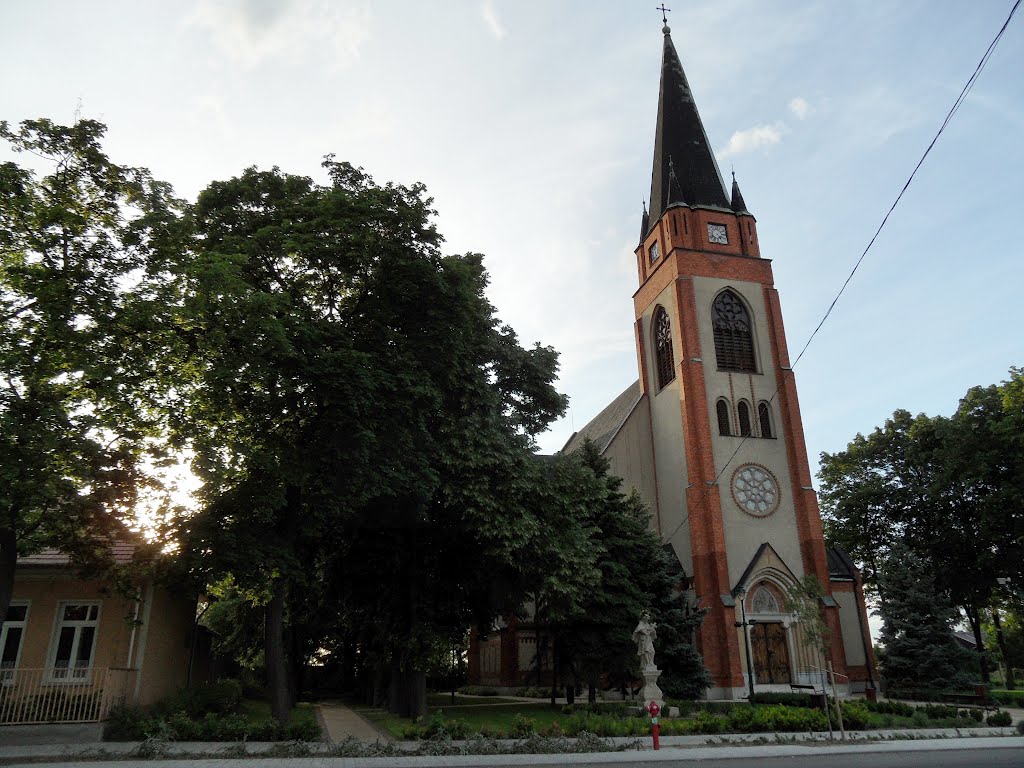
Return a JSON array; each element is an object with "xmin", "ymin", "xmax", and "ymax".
[{"xmin": 646, "ymin": 700, "xmax": 661, "ymax": 750}]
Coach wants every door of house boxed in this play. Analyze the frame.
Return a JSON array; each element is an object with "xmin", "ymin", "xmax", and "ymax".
[{"xmin": 750, "ymin": 622, "xmax": 791, "ymax": 684}]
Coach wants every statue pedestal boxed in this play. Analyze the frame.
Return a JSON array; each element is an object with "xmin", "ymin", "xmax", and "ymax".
[{"xmin": 640, "ymin": 666, "xmax": 664, "ymax": 709}]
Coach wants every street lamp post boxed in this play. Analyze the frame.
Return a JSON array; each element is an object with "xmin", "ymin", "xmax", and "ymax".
[{"xmin": 734, "ymin": 585, "xmax": 756, "ymax": 700}]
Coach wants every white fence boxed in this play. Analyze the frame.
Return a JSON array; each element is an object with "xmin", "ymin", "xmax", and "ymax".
[{"xmin": 0, "ymin": 667, "xmax": 137, "ymax": 724}]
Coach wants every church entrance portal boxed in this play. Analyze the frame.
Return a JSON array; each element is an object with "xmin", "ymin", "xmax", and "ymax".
[{"xmin": 750, "ymin": 622, "xmax": 791, "ymax": 684}]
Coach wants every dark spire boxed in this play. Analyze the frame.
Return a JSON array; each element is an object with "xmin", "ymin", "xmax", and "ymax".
[
  {"xmin": 646, "ymin": 24, "xmax": 730, "ymax": 234},
  {"xmin": 730, "ymin": 171, "xmax": 749, "ymax": 214},
  {"xmin": 639, "ymin": 200, "xmax": 649, "ymax": 244},
  {"xmin": 667, "ymin": 156, "xmax": 685, "ymax": 207}
]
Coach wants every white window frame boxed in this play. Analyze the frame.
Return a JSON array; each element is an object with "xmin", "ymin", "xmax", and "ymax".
[
  {"xmin": 1, "ymin": 601, "xmax": 30, "ymax": 684},
  {"xmin": 46, "ymin": 601, "xmax": 101, "ymax": 683}
]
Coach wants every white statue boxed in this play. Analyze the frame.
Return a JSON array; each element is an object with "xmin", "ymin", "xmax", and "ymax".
[{"xmin": 632, "ymin": 612, "xmax": 657, "ymax": 670}]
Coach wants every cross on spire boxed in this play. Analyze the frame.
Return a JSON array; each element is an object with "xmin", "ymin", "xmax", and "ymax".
[{"xmin": 656, "ymin": 4, "xmax": 671, "ymax": 24}]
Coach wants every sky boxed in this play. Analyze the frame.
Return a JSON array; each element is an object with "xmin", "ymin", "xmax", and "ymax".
[{"xmin": 2, "ymin": 0, "xmax": 1022, "ymax": 487}]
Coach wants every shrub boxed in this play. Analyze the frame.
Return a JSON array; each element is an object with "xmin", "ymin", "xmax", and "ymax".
[
  {"xmin": 987, "ymin": 710, "xmax": 1012, "ymax": 727},
  {"xmin": 969, "ymin": 708, "xmax": 984, "ymax": 723},
  {"xmin": 511, "ymin": 713, "xmax": 535, "ymax": 737},
  {"xmin": 836, "ymin": 700, "xmax": 870, "ymax": 730},
  {"xmin": 991, "ymin": 690, "xmax": 1024, "ymax": 706},
  {"xmin": 865, "ymin": 699, "xmax": 915, "ymax": 717},
  {"xmin": 150, "ymin": 679, "xmax": 244, "ymax": 719},
  {"xmin": 1016, "ymin": 719, "xmax": 1024, "ymax": 735},
  {"xmin": 910, "ymin": 711, "xmax": 931, "ymax": 728},
  {"xmin": 922, "ymin": 703, "xmax": 958, "ymax": 720},
  {"xmin": 690, "ymin": 711, "xmax": 725, "ymax": 734},
  {"xmin": 422, "ymin": 712, "xmax": 471, "ymax": 740},
  {"xmin": 103, "ymin": 703, "xmax": 155, "ymax": 741},
  {"xmin": 749, "ymin": 692, "xmax": 815, "ymax": 708}
]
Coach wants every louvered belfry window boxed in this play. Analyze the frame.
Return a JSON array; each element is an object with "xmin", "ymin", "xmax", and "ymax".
[
  {"xmin": 758, "ymin": 402, "xmax": 773, "ymax": 438},
  {"xmin": 716, "ymin": 399, "xmax": 732, "ymax": 436},
  {"xmin": 654, "ymin": 306, "xmax": 676, "ymax": 389},
  {"xmin": 712, "ymin": 290, "xmax": 756, "ymax": 372},
  {"xmin": 738, "ymin": 401, "xmax": 752, "ymax": 436}
]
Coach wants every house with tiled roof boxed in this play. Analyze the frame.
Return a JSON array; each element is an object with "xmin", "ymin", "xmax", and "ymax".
[{"xmin": 1, "ymin": 543, "xmax": 203, "ymax": 724}]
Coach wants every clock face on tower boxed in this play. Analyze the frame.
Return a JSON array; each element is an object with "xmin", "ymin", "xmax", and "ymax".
[
  {"xmin": 731, "ymin": 464, "xmax": 780, "ymax": 517},
  {"xmin": 707, "ymin": 223, "xmax": 728, "ymax": 244}
]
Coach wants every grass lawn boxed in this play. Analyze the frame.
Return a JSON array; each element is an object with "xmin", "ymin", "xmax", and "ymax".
[
  {"xmin": 351, "ymin": 697, "xmax": 563, "ymax": 739},
  {"xmin": 239, "ymin": 698, "xmax": 322, "ymax": 732}
]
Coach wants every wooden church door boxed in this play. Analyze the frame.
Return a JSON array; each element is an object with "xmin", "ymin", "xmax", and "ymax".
[{"xmin": 751, "ymin": 622, "xmax": 791, "ymax": 684}]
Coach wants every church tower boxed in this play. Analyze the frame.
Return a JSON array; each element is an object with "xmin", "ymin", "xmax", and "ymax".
[
  {"xmin": 628, "ymin": 23, "xmax": 873, "ymax": 697},
  {"xmin": 469, "ymin": 21, "xmax": 875, "ymax": 699}
]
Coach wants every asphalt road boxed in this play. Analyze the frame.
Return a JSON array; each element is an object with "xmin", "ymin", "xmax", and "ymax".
[{"xmin": 4, "ymin": 740, "xmax": 1024, "ymax": 768}]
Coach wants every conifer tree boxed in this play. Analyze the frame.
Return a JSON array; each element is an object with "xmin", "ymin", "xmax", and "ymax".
[{"xmin": 877, "ymin": 544, "xmax": 972, "ymax": 688}]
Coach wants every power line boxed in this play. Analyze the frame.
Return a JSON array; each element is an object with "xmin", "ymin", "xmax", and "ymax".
[{"xmin": 661, "ymin": 0, "xmax": 1021, "ymax": 548}]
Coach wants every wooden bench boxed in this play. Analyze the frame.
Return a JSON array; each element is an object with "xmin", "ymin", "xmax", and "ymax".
[{"xmin": 790, "ymin": 683, "xmax": 818, "ymax": 694}]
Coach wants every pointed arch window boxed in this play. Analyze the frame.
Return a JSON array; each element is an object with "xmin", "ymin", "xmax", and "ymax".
[
  {"xmin": 758, "ymin": 402, "xmax": 774, "ymax": 439},
  {"xmin": 751, "ymin": 585, "xmax": 781, "ymax": 614},
  {"xmin": 653, "ymin": 306, "xmax": 675, "ymax": 389},
  {"xmin": 712, "ymin": 290, "xmax": 756, "ymax": 372},
  {"xmin": 737, "ymin": 401, "xmax": 752, "ymax": 437},
  {"xmin": 716, "ymin": 399, "xmax": 732, "ymax": 436}
]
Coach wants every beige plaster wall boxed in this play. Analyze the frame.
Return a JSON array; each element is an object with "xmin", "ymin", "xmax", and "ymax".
[
  {"xmin": 603, "ymin": 396, "xmax": 660, "ymax": 527},
  {"xmin": 639, "ymin": 282, "xmax": 691, "ymax": 576},
  {"xmin": 691, "ymin": 276, "xmax": 804, "ymax": 588},
  {"xmin": 11, "ymin": 573, "xmax": 136, "ymax": 671},
  {"xmin": 134, "ymin": 587, "xmax": 196, "ymax": 706},
  {"xmin": 833, "ymin": 588, "xmax": 867, "ymax": 666}
]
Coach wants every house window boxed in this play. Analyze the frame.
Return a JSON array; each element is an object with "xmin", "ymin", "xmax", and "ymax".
[
  {"xmin": 758, "ymin": 401, "xmax": 774, "ymax": 438},
  {"xmin": 1, "ymin": 603, "xmax": 29, "ymax": 683},
  {"xmin": 738, "ymin": 401, "xmax": 752, "ymax": 436},
  {"xmin": 716, "ymin": 399, "xmax": 732, "ymax": 436},
  {"xmin": 48, "ymin": 602, "xmax": 100, "ymax": 681},
  {"xmin": 653, "ymin": 306, "xmax": 675, "ymax": 389},
  {"xmin": 712, "ymin": 290, "xmax": 756, "ymax": 372}
]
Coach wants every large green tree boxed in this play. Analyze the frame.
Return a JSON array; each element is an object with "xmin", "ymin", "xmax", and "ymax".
[
  {"xmin": 820, "ymin": 368, "xmax": 1024, "ymax": 683},
  {"xmin": 0, "ymin": 119, "xmax": 179, "ymax": 624},
  {"xmin": 173, "ymin": 160, "xmax": 567, "ymax": 720},
  {"xmin": 554, "ymin": 441, "xmax": 709, "ymax": 702}
]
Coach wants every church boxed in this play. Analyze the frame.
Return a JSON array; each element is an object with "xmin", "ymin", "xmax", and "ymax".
[{"xmin": 470, "ymin": 22, "xmax": 875, "ymax": 700}]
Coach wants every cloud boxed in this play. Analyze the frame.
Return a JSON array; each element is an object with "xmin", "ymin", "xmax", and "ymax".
[
  {"xmin": 789, "ymin": 97, "xmax": 813, "ymax": 120},
  {"xmin": 719, "ymin": 122, "xmax": 786, "ymax": 157},
  {"xmin": 480, "ymin": 0, "xmax": 506, "ymax": 40},
  {"xmin": 186, "ymin": 0, "xmax": 371, "ymax": 69}
]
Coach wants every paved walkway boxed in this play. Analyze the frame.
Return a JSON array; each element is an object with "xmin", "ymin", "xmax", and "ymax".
[{"xmin": 317, "ymin": 700, "xmax": 392, "ymax": 742}]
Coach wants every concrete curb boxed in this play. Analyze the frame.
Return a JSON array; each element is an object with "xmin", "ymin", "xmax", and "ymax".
[{"xmin": 0, "ymin": 727, "xmax": 1019, "ymax": 763}]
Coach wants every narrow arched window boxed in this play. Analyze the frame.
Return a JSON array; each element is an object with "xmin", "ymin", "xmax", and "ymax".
[
  {"xmin": 738, "ymin": 401, "xmax": 752, "ymax": 436},
  {"xmin": 758, "ymin": 402, "xmax": 773, "ymax": 438},
  {"xmin": 712, "ymin": 290, "xmax": 756, "ymax": 372},
  {"xmin": 653, "ymin": 306, "xmax": 675, "ymax": 389},
  {"xmin": 716, "ymin": 399, "xmax": 731, "ymax": 436}
]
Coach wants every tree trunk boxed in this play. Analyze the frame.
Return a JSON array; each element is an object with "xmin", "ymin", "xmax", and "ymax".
[
  {"xmin": 372, "ymin": 664, "xmax": 388, "ymax": 708},
  {"xmin": 388, "ymin": 654, "xmax": 426, "ymax": 719},
  {"xmin": 265, "ymin": 578, "xmax": 290, "ymax": 725},
  {"xmin": 0, "ymin": 526, "xmax": 17, "ymax": 634},
  {"xmin": 966, "ymin": 603, "xmax": 990, "ymax": 683},
  {"xmin": 341, "ymin": 635, "xmax": 356, "ymax": 693},
  {"xmin": 992, "ymin": 608, "xmax": 1016, "ymax": 689},
  {"xmin": 588, "ymin": 680, "xmax": 597, "ymax": 705},
  {"xmin": 550, "ymin": 634, "xmax": 558, "ymax": 707}
]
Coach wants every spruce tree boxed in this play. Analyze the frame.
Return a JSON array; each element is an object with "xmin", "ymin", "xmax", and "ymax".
[{"xmin": 877, "ymin": 544, "xmax": 972, "ymax": 688}]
